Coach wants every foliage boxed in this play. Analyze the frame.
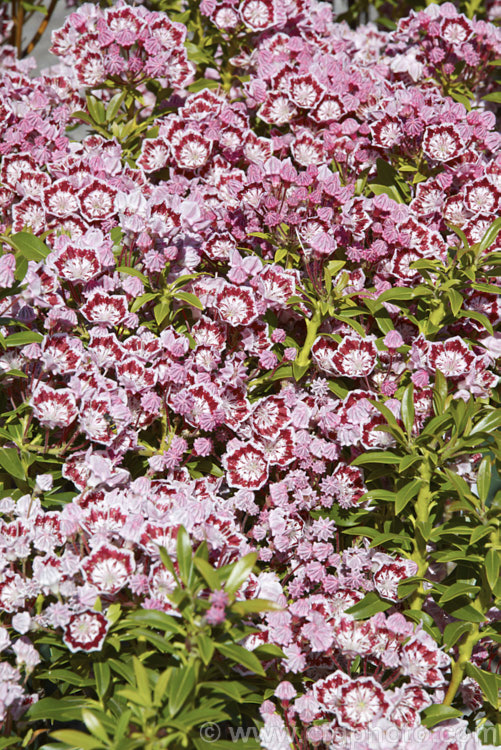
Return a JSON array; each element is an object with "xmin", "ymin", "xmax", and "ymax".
[{"xmin": 0, "ymin": 0, "xmax": 500, "ymax": 748}]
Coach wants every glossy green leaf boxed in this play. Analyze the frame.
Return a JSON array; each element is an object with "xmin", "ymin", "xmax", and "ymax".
[
  {"xmin": 5, "ymin": 331, "xmax": 43, "ymax": 347},
  {"xmin": 176, "ymin": 525, "xmax": 193, "ymax": 585},
  {"xmin": 231, "ymin": 598, "xmax": 283, "ymax": 615},
  {"xmin": 465, "ymin": 663, "xmax": 501, "ymax": 708},
  {"xmin": 449, "ymin": 603, "xmax": 487, "ymax": 622},
  {"xmin": 438, "ymin": 582, "xmax": 480, "ymax": 603},
  {"xmin": 133, "ymin": 656, "xmax": 152, "ymax": 704},
  {"xmin": 401, "ymin": 384, "xmax": 414, "ymax": 436},
  {"xmin": 167, "ymin": 663, "xmax": 197, "ymax": 716},
  {"xmin": 82, "ymin": 710, "xmax": 109, "ymax": 743},
  {"xmin": 154, "ymin": 301, "xmax": 171, "ymax": 326},
  {"xmin": 116, "ymin": 266, "xmax": 149, "ymax": 285},
  {"xmin": 94, "ymin": 662, "xmax": 110, "ymax": 699},
  {"xmin": 477, "ymin": 455, "xmax": 492, "ymax": 503},
  {"xmin": 28, "ymin": 696, "xmax": 90, "ymax": 722},
  {"xmin": 193, "ymin": 558, "xmax": 220, "ymax": 590},
  {"xmin": 216, "ymin": 642, "xmax": 265, "ymax": 676},
  {"xmin": 292, "ymin": 361, "xmax": 309, "ymax": 381},
  {"xmin": 106, "ymin": 91, "xmax": 126, "ymax": 122},
  {"xmin": 395, "ymin": 478, "xmax": 422, "ymax": 514},
  {"xmin": 346, "ymin": 592, "xmax": 392, "ymax": 619},
  {"xmin": 458, "ymin": 309, "xmax": 493, "ymax": 334},
  {"xmin": 130, "ymin": 292, "xmax": 157, "ymax": 313},
  {"xmin": 471, "ymin": 410, "xmax": 501, "ymax": 435},
  {"xmin": 158, "ymin": 546, "xmax": 181, "ymax": 586},
  {"xmin": 8, "ymin": 231, "xmax": 51, "ymax": 261},
  {"xmin": 376, "ymin": 287, "xmax": 415, "ymax": 304},
  {"xmin": 225, "ymin": 552, "xmax": 257, "ymax": 595},
  {"xmin": 50, "ymin": 730, "xmax": 103, "ymax": 750},
  {"xmin": 421, "ymin": 705, "xmax": 463, "ymax": 728},
  {"xmin": 86, "ymin": 94, "xmax": 106, "ymax": 124},
  {"xmin": 196, "ymin": 634, "xmax": 215, "ymax": 666},
  {"xmin": 176, "ymin": 291, "xmax": 204, "ymax": 310},
  {"xmin": 485, "ymin": 548, "xmax": 500, "ymax": 592},
  {"xmin": 443, "ymin": 621, "xmax": 473, "ymax": 649},
  {"xmin": 351, "ymin": 451, "xmax": 400, "ymax": 466},
  {"xmin": 0, "ymin": 448, "xmax": 25, "ymax": 481}
]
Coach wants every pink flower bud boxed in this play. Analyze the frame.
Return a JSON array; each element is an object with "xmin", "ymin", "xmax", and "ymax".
[{"xmin": 384, "ymin": 330, "xmax": 404, "ymax": 350}]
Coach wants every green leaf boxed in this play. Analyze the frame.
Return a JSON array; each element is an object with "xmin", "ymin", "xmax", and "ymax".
[
  {"xmin": 254, "ymin": 643, "xmax": 284, "ymax": 659},
  {"xmin": 432, "ymin": 370, "xmax": 448, "ymax": 415},
  {"xmin": 401, "ymin": 384, "xmax": 414, "ymax": 436},
  {"xmin": 159, "ymin": 547, "xmax": 181, "ymax": 587},
  {"xmin": 86, "ymin": 94, "xmax": 106, "ymax": 125},
  {"xmin": 465, "ymin": 663, "xmax": 501, "ymax": 708},
  {"xmin": 292, "ymin": 361, "xmax": 309, "ymax": 381},
  {"xmin": 8, "ymin": 231, "xmax": 50, "ymax": 261},
  {"xmin": 369, "ymin": 184, "xmax": 403, "ymax": 203},
  {"xmin": 224, "ymin": 552, "xmax": 257, "ymax": 595},
  {"xmin": 376, "ymin": 287, "xmax": 415, "ymax": 304},
  {"xmin": 395, "ymin": 478, "xmax": 422, "ymax": 514},
  {"xmin": 443, "ymin": 621, "xmax": 473, "ymax": 649},
  {"xmin": 421, "ymin": 705, "xmax": 463, "ymax": 728},
  {"xmin": 449, "ymin": 603, "xmax": 487, "ymax": 622},
  {"xmin": 398, "ymin": 454, "xmax": 421, "ymax": 473},
  {"xmin": 14, "ymin": 256, "xmax": 28, "ymax": 283},
  {"xmin": 154, "ymin": 301, "xmax": 171, "ymax": 326},
  {"xmin": 471, "ymin": 410, "xmax": 501, "ymax": 435},
  {"xmin": 116, "ymin": 266, "xmax": 149, "ymax": 285},
  {"xmin": 5, "ymin": 331, "xmax": 43, "ymax": 347},
  {"xmin": 133, "ymin": 656, "xmax": 151, "ymax": 705},
  {"xmin": 193, "ymin": 558, "xmax": 220, "ymax": 590},
  {"xmin": 196, "ymin": 634, "xmax": 215, "ymax": 666},
  {"xmin": 94, "ymin": 662, "xmax": 110, "ymax": 699},
  {"xmin": 184, "ymin": 42, "xmax": 214, "ymax": 64},
  {"xmin": 176, "ymin": 291, "xmax": 204, "ymax": 310},
  {"xmin": 82, "ymin": 710, "xmax": 109, "ymax": 743},
  {"xmin": 346, "ymin": 592, "xmax": 392, "ymax": 618},
  {"xmin": 351, "ymin": 451, "xmax": 400, "ymax": 466},
  {"xmin": 167, "ymin": 663, "xmax": 197, "ymax": 716},
  {"xmin": 477, "ymin": 455, "xmax": 492, "ymax": 503},
  {"xmin": 153, "ymin": 667, "xmax": 172, "ymax": 706},
  {"xmin": 110, "ymin": 227, "xmax": 123, "ymax": 244},
  {"xmin": 362, "ymin": 489, "xmax": 394, "ymax": 503},
  {"xmin": 186, "ymin": 78, "xmax": 222, "ymax": 92},
  {"xmin": 130, "ymin": 292, "xmax": 158, "ymax": 313},
  {"xmin": 106, "ymin": 91, "xmax": 126, "ymax": 122},
  {"xmin": 0, "ymin": 448, "xmax": 25, "ymax": 481},
  {"xmin": 482, "ymin": 92, "xmax": 501, "ymax": 104},
  {"xmin": 216, "ymin": 642, "xmax": 265, "ymax": 676},
  {"xmin": 28, "ymin": 696, "xmax": 92, "ymax": 722},
  {"xmin": 485, "ymin": 549, "xmax": 500, "ymax": 592},
  {"xmin": 122, "ymin": 607, "xmax": 184, "ymax": 635},
  {"xmin": 0, "ymin": 739, "xmax": 21, "ymax": 749},
  {"xmin": 471, "ymin": 282, "xmax": 501, "ymax": 295},
  {"xmin": 458, "ymin": 309, "xmax": 493, "ymax": 334},
  {"xmin": 176, "ymin": 525, "xmax": 193, "ymax": 585},
  {"xmin": 36, "ymin": 669, "xmax": 94, "ymax": 688},
  {"xmin": 470, "ymin": 525, "xmax": 493, "ymax": 546},
  {"xmin": 447, "ymin": 289, "xmax": 463, "ymax": 317},
  {"xmin": 231, "ymin": 598, "xmax": 283, "ymax": 615},
  {"xmin": 438, "ymin": 582, "xmax": 480, "ymax": 604},
  {"xmin": 50, "ymin": 730, "xmax": 104, "ymax": 750}
]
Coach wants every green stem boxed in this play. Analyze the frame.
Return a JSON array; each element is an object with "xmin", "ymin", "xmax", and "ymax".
[
  {"xmin": 443, "ymin": 623, "xmax": 480, "ymax": 706},
  {"xmin": 408, "ymin": 456, "xmax": 433, "ymax": 611},
  {"xmin": 295, "ymin": 308, "xmax": 322, "ymax": 369}
]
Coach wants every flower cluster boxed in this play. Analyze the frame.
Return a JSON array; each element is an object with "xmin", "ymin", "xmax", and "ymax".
[
  {"xmin": 51, "ymin": 2, "xmax": 194, "ymax": 89},
  {"xmin": 0, "ymin": 0, "xmax": 500, "ymax": 747}
]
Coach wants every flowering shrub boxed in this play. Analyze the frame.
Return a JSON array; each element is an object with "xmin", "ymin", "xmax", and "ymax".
[{"xmin": 0, "ymin": 0, "xmax": 500, "ymax": 748}]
